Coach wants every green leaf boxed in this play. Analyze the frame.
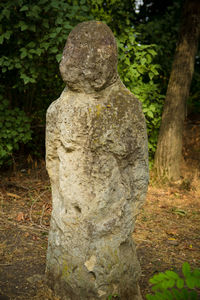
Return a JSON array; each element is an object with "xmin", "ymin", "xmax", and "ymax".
[
  {"xmin": 146, "ymin": 294, "xmax": 154, "ymax": 300},
  {"xmin": 35, "ymin": 48, "xmax": 42, "ymax": 56},
  {"xmin": 20, "ymin": 5, "xmax": 29, "ymax": 12},
  {"xmin": 147, "ymin": 110, "xmax": 154, "ymax": 118},
  {"xmin": 193, "ymin": 269, "xmax": 200, "ymax": 277},
  {"xmin": 63, "ymin": 23, "xmax": 73, "ymax": 30},
  {"xmin": 125, "ymin": 58, "xmax": 131, "ymax": 66},
  {"xmin": 140, "ymin": 58, "xmax": 146, "ymax": 65},
  {"xmin": 6, "ymin": 144, "xmax": 12, "ymax": 151},
  {"xmin": 56, "ymin": 53, "xmax": 62, "ymax": 62},
  {"xmin": 161, "ymin": 280, "xmax": 170, "ymax": 289},
  {"xmin": 168, "ymin": 279, "xmax": 175, "ymax": 288},
  {"xmin": 165, "ymin": 270, "xmax": 179, "ymax": 280},
  {"xmin": 137, "ymin": 65, "xmax": 145, "ymax": 74},
  {"xmin": 0, "ymin": 35, "xmax": 4, "ymax": 44},
  {"xmin": 49, "ymin": 32, "xmax": 57, "ymax": 38},
  {"xmin": 29, "ymin": 78, "xmax": 36, "ymax": 83},
  {"xmin": 188, "ymin": 290, "xmax": 198, "ymax": 300},
  {"xmin": 151, "ymin": 68, "xmax": 159, "ymax": 75},
  {"xmin": 185, "ymin": 277, "xmax": 195, "ymax": 289},
  {"xmin": 50, "ymin": 47, "xmax": 58, "ymax": 54},
  {"xmin": 51, "ymin": 1, "xmax": 60, "ymax": 8},
  {"xmin": 147, "ymin": 49, "xmax": 157, "ymax": 56},
  {"xmin": 154, "ymin": 292, "xmax": 168, "ymax": 300},
  {"xmin": 180, "ymin": 288, "xmax": 189, "ymax": 300},
  {"xmin": 146, "ymin": 54, "xmax": 152, "ymax": 63},
  {"xmin": 149, "ymin": 274, "xmax": 161, "ymax": 284},
  {"xmin": 41, "ymin": 42, "xmax": 49, "ymax": 50},
  {"xmin": 27, "ymin": 41, "xmax": 36, "ymax": 48},
  {"xmin": 20, "ymin": 49, "xmax": 27, "ymax": 59},
  {"xmin": 176, "ymin": 278, "xmax": 184, "ymax": 289},
  {"xmin": 149, "ymin": 72, "xmax": 154, "ymax": 80},
  {"xmin": 163, "ymin": 290, "xmax": 173, "ymax": 300},
  {"xmin": 182, "ymin": 262, "xmax": 191, "ymax": 277},
  {"xmin": 42, "ymin": 20, "xmax": 49, "ymax": 28},
  {"xmin": 3, "ymin": 9, "xmax": 10, "ymax": 19},
  {"xmin": 21, "ymin": 24, "xmax": 28, "ymax": 31},
  {"xmin": 15, "ymin": 62, "xmax": 21, "ymax": 69},
  {"xmin": 4, "ymin": 31, "xmax": 12, "ymax": 39},
  {"xmin": 172, "ymin": 288, "xmax": 183, "ymax": 300}
]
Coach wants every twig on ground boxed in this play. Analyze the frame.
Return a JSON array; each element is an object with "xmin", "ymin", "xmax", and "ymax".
[
  {"xmin": 3, "ymin": 182, "xmax": 30, "ymax": 191},
  {"xmin": 134, "ymin": 238, "xmax": 152, "ymax": 243},
  {"xmin": 40, "ymin": 205, "xmax": 45, "ymax": 227},
  {"xmin": 29, "ymin": 190, "xmax": 48, "ymax": 228},
  {"xmin": 0, "ymin": 212, "xmax": 49, "ymax": 233}
]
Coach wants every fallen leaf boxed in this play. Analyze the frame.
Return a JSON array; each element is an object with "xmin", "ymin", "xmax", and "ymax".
[
  {"xmin": 16, "ymin": 212, "xmax": 24, "ymax": 222},
  {"xmin": 27, "ymin": 154, "xmax": 33, "ymax": 163},
  {"xmin": 34, "ymin": 160, "xmax": 38, "ymax": 168},
  {"xmin": 32, "ymin": 235, "xmax": 39, "ymax": 241},
  {"xmin": 166, "ymin": 230, "xmax": 178, "ymax": 236},
  {"xmin": 7, "ymin": 192, "xmax": 21, "ymax": 199}
]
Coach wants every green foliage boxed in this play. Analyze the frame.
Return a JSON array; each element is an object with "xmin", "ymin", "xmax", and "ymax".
[
  {"xmin": 0, "ymin": 0, "xmax": 92, "ymax": 163},
  {"xmin": 137, "ymin": 0, "xmax": 182, "ymax": 81},
  {"xmin": 0, "ymin": 0, "xmax": 165, "ymax": 164},
  {"xmin": 0, "ymin": 98, "xmax": 32, "ymax": 166},
  {"xmin": 87, "ymin": 0, "xmax": 137, "ymax": 31},
  {"xmin": 0, "ymin": 0, "xmax": 91, "ymax": 111},
  {"xmin": 146, "ymin": 262, "xmax": 200, "ymax": 300},
  {"xmin": 117, "ymin": 29, "xmax": 164, "ymax": 161}
]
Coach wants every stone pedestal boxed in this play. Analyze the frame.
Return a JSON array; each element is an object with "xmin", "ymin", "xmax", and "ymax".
[{"xmin": 46, "ymin": 21, "xmax": 149, "ymax": 300}]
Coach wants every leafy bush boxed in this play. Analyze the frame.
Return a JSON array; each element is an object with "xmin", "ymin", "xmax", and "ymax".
[
  {"xmin": 0, "ymin": 0, "xmax": 92, "ymax": 164},
  {"xmin": 0, "ymin": 98, "xmax": 32, "ymax": 166},
  {"xmin": 117, "ymin": 29, "xmax": 164, "ymax": 162},
  {"xmin": 146, "ymin": 262, "xmax": 200, "ymax": 300},
  {"xmin": 0, "ymin": 0, "xmax": 165, "ymax": 165},
  {"xmin": 0, "ymin": 0, "xmax": 91, "ymax": 113}
]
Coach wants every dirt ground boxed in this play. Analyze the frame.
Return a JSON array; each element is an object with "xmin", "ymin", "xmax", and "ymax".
[{"xmin": 0, "ymin": 120, "xmax": 199, "ymax": 300}]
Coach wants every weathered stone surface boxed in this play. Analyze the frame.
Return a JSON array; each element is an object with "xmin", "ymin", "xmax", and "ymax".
[
  {"xmin": 46, "ymin": 21, "xmax": 149, "ymax": 300},
  {"xmin": 59, "ymin": 21, "xmax": 118, "ymax": 93}
]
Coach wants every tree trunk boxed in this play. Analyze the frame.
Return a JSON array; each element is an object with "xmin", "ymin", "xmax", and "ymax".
[{"xmin": 154, "ymin": 0, "xmax": 200, "ymax": 181}]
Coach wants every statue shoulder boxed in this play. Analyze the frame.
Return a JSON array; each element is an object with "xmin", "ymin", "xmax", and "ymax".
[{"xmin": 109, "ymin": 80, "xmax": 144, "ymax": 122}]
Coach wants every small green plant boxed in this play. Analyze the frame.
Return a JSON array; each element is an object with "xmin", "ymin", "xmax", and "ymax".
[{"xmin": 146, "ymin": 262, "xmax": 200, "ymax": 300}]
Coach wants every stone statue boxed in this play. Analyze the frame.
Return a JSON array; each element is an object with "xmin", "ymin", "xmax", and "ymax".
[{"xmin": 45, "ymin": 20, "xmax": 149, "ymax": 300}]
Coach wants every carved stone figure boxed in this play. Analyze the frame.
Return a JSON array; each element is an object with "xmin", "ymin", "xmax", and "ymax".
[{"xmin": 46, "ymin": 20, "xmax": 149, "ymax": 300}]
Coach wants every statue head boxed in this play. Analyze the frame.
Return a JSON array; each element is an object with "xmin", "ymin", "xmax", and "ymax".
[{"xmin": 59, "ymin": 21, "xmax": 118, "ymax": 93}]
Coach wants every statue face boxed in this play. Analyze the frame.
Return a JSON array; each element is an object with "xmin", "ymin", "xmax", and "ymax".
[{"xmin": 59, "ymin": 21, "xmax": 118, "ymax": 93}]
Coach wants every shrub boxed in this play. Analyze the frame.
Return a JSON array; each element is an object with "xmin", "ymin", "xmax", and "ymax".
[
  {"xmin": 117, "ymin": 29, "xmax": 164, "ymax": 163},
  {"xmin": 0, "ymin": 98, "xmax": 32, "ymax": 166}
]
